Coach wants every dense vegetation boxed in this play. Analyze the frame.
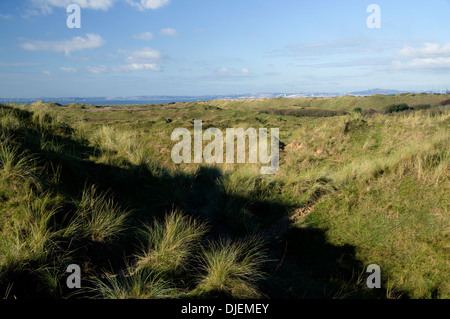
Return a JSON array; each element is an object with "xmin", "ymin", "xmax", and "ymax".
[{"xmin": 0, "ymin": 94, "xmax": 449, "ymax": 299}]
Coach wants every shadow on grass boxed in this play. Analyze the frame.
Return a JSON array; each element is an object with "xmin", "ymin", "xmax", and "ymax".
[
  {"xmin": 260, "ymin": 227, "xmax": 394, "ymax": 299},
  {"xmin": 0, "ymin": 104, "xmax": 400, "ymax": 299}
]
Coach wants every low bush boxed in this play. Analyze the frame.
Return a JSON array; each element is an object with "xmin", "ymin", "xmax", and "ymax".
[{"xmin": 383, "ymin": 104, "xmax": 413, "ymax": 114}]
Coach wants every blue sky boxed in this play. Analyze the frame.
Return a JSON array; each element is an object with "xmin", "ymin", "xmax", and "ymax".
[{"xmin": 1, "ymin": 0, "xmax": 450, "ymax": 98}]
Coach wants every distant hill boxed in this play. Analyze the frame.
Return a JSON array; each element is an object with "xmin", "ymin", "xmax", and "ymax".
[{"xmin": 349, "ymin": 88, "xmax": 409, "ymax": 96}]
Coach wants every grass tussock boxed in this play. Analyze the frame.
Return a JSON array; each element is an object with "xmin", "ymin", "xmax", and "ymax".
[
  {"xmin": 0, "ymin": 140, "xmax": 37, "ymax": 185},
  {"xmin": 135, "ymin": 210, "xmax": 209, "ymax": 274},
  {"xmin": 93, "ymin": 126, "xmax": 150, "ymax": 166},
  {"xmin": 74, "ymin": 185, "xmax": 131, "ymax": 243},
  {"xmin": 193, "ymin": 238, "xmax": 266, "ymax": 299},
  {"xmin": 0, "ymin": 193, "xmax": 59, "ymax": 274},
  {"xmin": 92, "ymin": 268, "xmax": 176, "ymax": 299}
]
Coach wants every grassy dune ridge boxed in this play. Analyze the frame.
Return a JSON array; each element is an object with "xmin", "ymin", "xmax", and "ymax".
[{"xmin": 0, "ymin": 94, "xmax": 449, "ymax": 299}]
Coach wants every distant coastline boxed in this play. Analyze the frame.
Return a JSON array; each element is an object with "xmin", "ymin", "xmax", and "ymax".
[
  {"xmin": 1, "ymin": 99, "xmax": 198, "ymax": 106},
  {"xmin": 2, "ymin": 89, "xmax": 449, "ymax": 106}
]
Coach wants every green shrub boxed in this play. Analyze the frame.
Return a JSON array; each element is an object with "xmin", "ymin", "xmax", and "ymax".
[{"xmin": 383, "ymin": 104, "xmax": 413, "ymax": 113}]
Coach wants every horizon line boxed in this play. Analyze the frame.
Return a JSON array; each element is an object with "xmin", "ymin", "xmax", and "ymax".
[{"xmin": 2, "ymin": 88, "xmax": 450, "ymax": 101}]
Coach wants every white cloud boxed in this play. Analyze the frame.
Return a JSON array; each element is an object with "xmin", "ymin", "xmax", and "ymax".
[
  {"xmin": 122, "ymin": 47, "xmax": 162, "ymax": 63},
  {"xmin": 208, "ymin": 67, "xmax": 253, "ymax": 79},
  {"xmin": 86, "ymin": 65, "xmax": 109, "ymax": 74},
  {"xmin": 21, "ymin": 33, "xmax": 106, "ymax": 56},
  {"xmin": 217, "ymin": 67, "xmax": 235, "ymax": 74},
  {"xmin": 394, "ymin": 57, "xmax": 450, "ymax": 70},
  {"xmin": 275, "ymin": 37, "xmax": 398, "ymax": 57},
  {"xmin": 87, "ymin": 47, "xmax": 163, "ymax": 73},
  {"xmin": 119, "ymin": 47, "xmax": 162, "ymax": 71},
  {"xmin": 159, "ymin": 28, "xmax": 179, "ymax": 37},
  {"xmin": 133, "ymin": 32, "xmax": 154, "ymax": 41},
  {"xmin": 217, "ymin": 67, "xmax": 251, "ymax": 75},
  {"xmin": 30, "ymin": 0, "xmax": 117, "ymax": 13},
  {"xmin": 60, "ymin": 67, "xmax": 78, "ymax": 72},
  {"xmin": 395, "ymin": 42, "xmax": 450, "ymax": 70},
  {"xmin": 42, "ymin": 70, "xmax": 51, "ymax": 75},
  {"xmin": 397, "ymin": 42, "xmax": 450, "ymax": 58},
  {"xmin": 126, "ymin": 0, "xmax": 170, "ymax": 11},
  {"xmin": 27, "ymin": 0, "xmax": 171, "ymax": 16},
  {"xmin": 0, "ymin": 13, "xmax": 12, "ymax": 19},
  {"xmin": 87, "ymin": 63, "xmax": 161, "ymax": 73},
  {"xmin": 112, "ymin": 63, "xmax": 160, "ymax": 72}
]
